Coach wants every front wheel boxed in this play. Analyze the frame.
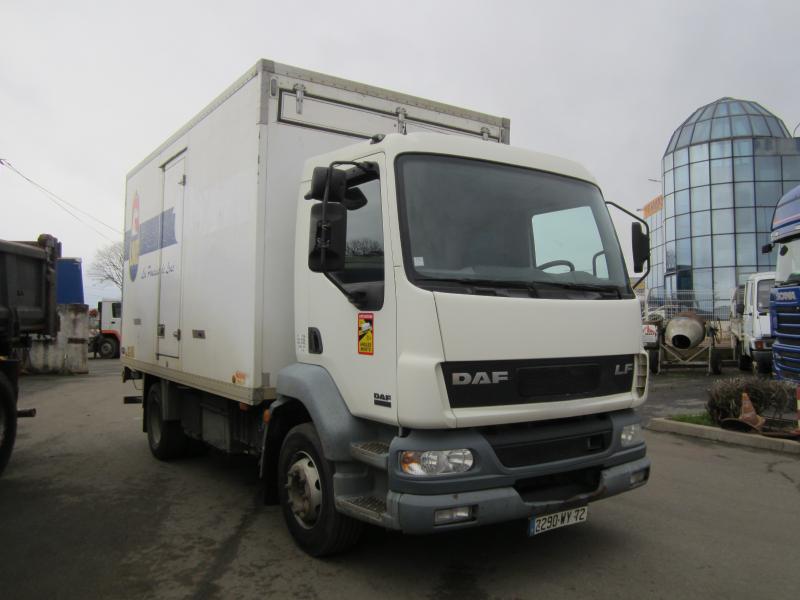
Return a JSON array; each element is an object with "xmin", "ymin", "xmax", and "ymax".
[
  {"xmin": 98, "ymin": 336, "xmax": 118, "ymax": 359},
  {"xmin": 0, "ymin": 372, "xmax": 18, "ymax": 477},
  {"xmin": 278, "ymin": 423, "xmax": 362, "ymax": 556}
]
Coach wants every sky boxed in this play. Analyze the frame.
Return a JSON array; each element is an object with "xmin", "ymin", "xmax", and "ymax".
[{"xmin": 2, "ymin": 0, "xmax": 798, "ymax": 304}]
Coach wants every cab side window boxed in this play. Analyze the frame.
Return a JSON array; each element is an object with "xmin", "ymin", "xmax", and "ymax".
[{"xmin": 329, "ymin": 178, "xmax": 385, "ymax": 309}]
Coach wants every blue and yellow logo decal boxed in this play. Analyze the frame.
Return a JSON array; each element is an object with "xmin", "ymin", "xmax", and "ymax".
[{"xmin": 124, "ymin": 192, "xmax": 178, "ymax": 282}]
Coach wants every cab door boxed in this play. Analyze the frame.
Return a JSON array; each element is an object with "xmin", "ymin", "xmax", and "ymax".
[{"xmin": 303, "ymin": 154, "xmax": 398, "ymax": 424}]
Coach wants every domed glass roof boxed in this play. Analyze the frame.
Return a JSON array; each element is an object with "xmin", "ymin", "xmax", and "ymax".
[{"xmin": 665, "ymin": 97, "xmax": 790, "ymax": 155}]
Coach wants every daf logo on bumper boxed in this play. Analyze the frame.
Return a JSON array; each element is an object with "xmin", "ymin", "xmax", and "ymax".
[{"xmin": 452, "ymin": 371, "xmax": 509, "ymax": 385}]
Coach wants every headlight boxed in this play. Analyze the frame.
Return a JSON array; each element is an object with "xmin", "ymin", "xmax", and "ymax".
[
  {"xmin": 620, "ymin": 424, "xmax": 644, "ymax": 447},
  {"xmin": 400, "ymin": 449, "xmax": 474, "ymax": 476}
]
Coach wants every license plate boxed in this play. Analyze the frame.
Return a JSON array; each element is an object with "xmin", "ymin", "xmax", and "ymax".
[{"xmin": 529, "ymin": 506, "xmax": 588, "ymax": 536}]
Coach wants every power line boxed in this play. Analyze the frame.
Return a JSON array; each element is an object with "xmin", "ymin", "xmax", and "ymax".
[{"xmin": 0, "ymin": 158, "xmax": 122, "ymax": 243}]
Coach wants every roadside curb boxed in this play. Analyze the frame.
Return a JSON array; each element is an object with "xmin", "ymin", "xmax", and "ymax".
[{"xmin": 647, "ymin": 418, "xmax": 800, "ymax": 455}]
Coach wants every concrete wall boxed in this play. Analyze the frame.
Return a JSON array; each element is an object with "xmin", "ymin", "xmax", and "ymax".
[{"xmin": 26, "ymin": 304, "xmax": 89, "ymax": 374}]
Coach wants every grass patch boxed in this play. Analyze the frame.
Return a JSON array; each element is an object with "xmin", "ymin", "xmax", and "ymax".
[{"xmin": 670, "ymin": 412, "xmax": 716, "ymax": 427}]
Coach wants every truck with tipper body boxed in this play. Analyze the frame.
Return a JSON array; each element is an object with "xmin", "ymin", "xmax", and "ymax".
[
  {"xmin": 121, "ymin": 60, "xmax": 652, "ymax": 556},
  {"xmin": 0, "ymin": 234, "xmax": 59, "ymax": 475},
  {"xmin": 730, "ymin": 272, "xmax": 775, "ymax": 374}
]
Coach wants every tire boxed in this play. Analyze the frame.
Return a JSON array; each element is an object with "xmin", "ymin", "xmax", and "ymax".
[
  {"xmin": 278, "ymin": 423, "xmax": 362, "ymax": 557},
  {"xmin": 98, "ymin": 336, "xmax": 119, "ymax": 359},
  {"xmin": 755, "ymin": 358, "xmax": 771, "ymax": 375},
  {"xmin": 648, "ymin": 348, "xmax": 659, "ymax": 374},
  {"xmin": 709, "ymin": 348, "xmax": 723, "ymax": 375},
  {"xmin": 735, "ymin": 342, "xmax": 752, "ymax": 371},
  {"xmin": 0, "ymin": 372, "xmax": 18, "ymax": 477},
  {"xmin": 146, "ymin": 383, "xmax": 188, "ymax": 461}
]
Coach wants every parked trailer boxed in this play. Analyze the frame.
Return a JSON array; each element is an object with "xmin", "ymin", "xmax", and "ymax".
[
  {"xmin": 0, "ymin": 234, "xmax": 60, "ymax": 475},
  {"xmin": 122, "ymin": 60, "xmax": 651, "ymax": 556}
]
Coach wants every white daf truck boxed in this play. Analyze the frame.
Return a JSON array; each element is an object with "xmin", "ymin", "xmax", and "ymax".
[{"xmin": 121, "ymin": 59, "xmax": 651, "ymax": 556}]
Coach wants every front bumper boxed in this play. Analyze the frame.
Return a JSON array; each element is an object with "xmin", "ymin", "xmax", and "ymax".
[
  {"xmin": 380, "ymin": 409, "xmax": 649, "ymax": 533},
  {"xmin": 390, "ymin": 456, "xmax": 650, "ymax": 534}
]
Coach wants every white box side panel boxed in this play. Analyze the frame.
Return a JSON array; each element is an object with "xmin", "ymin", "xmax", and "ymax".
[
  {"xmin": 260, "ymin": 110, "xmax": 365, "ymax": 380},
  {"xmin": 123, "ymin": 75, "xmax": 263, "ymax": 392}
]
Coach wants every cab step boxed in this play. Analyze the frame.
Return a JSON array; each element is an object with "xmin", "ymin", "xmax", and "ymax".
[
  {"xmin": 349, "ymin": 441, "xmax": 390, "ymax": 470},
  {"xmin": 336, "ymin": 495, "xmax": 387, "ymax": 525}
]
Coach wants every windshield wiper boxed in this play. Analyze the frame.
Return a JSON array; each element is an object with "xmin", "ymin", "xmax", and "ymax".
[
  {"xmin": 532, "ymin": 280, "xmax": 623, "ymax": 298},
  {"xmin": 416, "ymin": 277, "xmax": 539, "ymax": 296}
]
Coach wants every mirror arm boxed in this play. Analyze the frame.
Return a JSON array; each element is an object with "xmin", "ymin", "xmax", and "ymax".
[{"xmin": 605, "ymin": 201, "xmax": 650, "ymax": 290}]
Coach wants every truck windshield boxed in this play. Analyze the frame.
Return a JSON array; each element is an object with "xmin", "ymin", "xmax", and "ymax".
[
  {"xmin": 395, "ymin": 154, "xmax": 630, "ymax": 297},
  {"xmin": 776, "ymin": 239, "xmax": 800, "ymax": 286}
]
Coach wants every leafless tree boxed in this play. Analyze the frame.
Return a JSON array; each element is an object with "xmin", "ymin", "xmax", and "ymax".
[
  {"xmin": 346, "ymin": 238, "xmax": 383, "ymax": 256},
  {"xmin": 89, "ymin": 241, "xmax": 124, "ymax": 291}
]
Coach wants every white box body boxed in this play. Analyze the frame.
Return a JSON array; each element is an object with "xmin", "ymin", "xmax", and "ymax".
[{"xmin": 121, "ymin": 60, "xmax": 508, "ymax": 403}]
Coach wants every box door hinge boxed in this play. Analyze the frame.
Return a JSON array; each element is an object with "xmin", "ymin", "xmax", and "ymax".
[
  {"xmin": 178, "ymin": 174, "xmax": 186, "ymax": 186},
  {"xmin": 172, "ymin": 329, "xmax": 181, "ymax": 341},
  {"xmin": 396, "ymin": 107, "xmax": 407, "ymax": 134},
  {"xmin": 293, "ymin": 83, "xmax": 306, "ymax": 114},
  {"xmin": 481, "ymin": 126, "xmax": 490, "ymax": 141}
]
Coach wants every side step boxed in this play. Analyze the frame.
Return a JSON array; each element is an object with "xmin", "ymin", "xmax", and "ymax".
[
  {"xmin": 336, "ymin": 495, "xmax": 387, "ymax": 525},
  {"xmin": 349, "ymin": 441, "xmax": 390, "ymax": 470}
]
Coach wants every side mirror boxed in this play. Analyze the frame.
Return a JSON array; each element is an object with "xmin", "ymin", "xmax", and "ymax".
[
  {"xmin": 631, "ymin": 222, "xmax": 650, "ymax": 273},
  {"xmin": 309, "ymin": 202, "xmax": 347, "ymax": 272},
  {"xmin": 761, "ymin": 243, "xmax": 774, "ymax": 254}
]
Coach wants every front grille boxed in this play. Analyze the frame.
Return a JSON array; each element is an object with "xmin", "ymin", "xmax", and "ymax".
[
  {"xmin": 775, "ymin": 307, "xmax": 800, "ymax": 347},
  {"xmin": 480, "ymin": 414, "xmax": 612, "ymax": 469},
  {"xmin": 442, "ymin": 354, "xmax": 635, "ymax": 409}
]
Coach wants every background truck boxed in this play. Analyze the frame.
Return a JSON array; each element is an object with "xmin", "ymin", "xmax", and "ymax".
[
  {"xmin": 768, "ymin": 183, "xmax": 800, "ymax": 382},
  {"xmin": 730, "ymin": 272, "xmax": 775, "ymax": 374},
  {"xmin": 121, "ymin": 59, "xmax": 651, "ymax": 556},
  {"xmin": 0, "ymin": 234, "xmax": 59, "ymax": 475},
  {"xmin": 89, "ymin": 299, "xmax": 122, "ymax": 359}
]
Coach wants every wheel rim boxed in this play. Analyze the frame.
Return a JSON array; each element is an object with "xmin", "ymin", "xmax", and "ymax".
[
  {"xmin": 100, "ymin": 341, "xmax": 113, "ymax": 356},
  {"xmin": 149, "ymin": 402, "xmax": 162, "ymax": 447},
  {"xmin": 285, "ymin": 451, "xmax": 322, "ymax": 529}
]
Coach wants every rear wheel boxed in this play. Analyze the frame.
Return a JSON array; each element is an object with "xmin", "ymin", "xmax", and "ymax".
[
  {"xmin": 146, "ymin": 383, "xmax": 189, "ymax": 460},
  {"xmin": 98, "ymin": 336, "xmax": 118, "ymax": 359},
  {"xmin": 278, "ymin": 423, "xmax": 362, "ymax": 556},
  {"xmin": 709, "ymin": 348, "xmax": 723, "ymax": 375},
  {"xmin": 735, "ymin": 342, "xmax": 752, "ymax": 371},
  {"xmin": 0, "ymin": 372, "xmax": 18, "ymax": 477},
  {"xmin": 754, "ymin": 357, "xmax": 771, "ymax": 375},
  {"xmin": 647, "ymin": 348, "xmax": 660, "ymax": 374}
]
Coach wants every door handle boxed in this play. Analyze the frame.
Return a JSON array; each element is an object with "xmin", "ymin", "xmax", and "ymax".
[{"xmin": 172, "ymin": 329, "xmax": 181, "ymax": 340}]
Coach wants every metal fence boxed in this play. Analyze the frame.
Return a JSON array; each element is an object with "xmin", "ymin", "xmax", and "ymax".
[{"xmin": 641, "ymin": 289, "xmax": 731, "ymax": 323}]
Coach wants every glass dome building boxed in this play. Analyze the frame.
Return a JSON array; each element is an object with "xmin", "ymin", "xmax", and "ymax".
[{"xmin": 645, "ymin": 97, "xmax": 800, "ymax": 311}]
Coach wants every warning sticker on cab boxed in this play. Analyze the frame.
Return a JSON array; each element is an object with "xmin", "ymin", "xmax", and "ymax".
[{"xmin": 358, "ymin": 313, "xmax": 374, "ymax": 355}]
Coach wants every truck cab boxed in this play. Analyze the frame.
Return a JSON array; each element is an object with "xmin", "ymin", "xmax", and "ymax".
[
  {"xmin": 92, "ymin": 299, "xmax": 121, "ymax": 359},
  {"xmin": 730, "ymin": 272, "xmax": 775, "ymax": 373},
  {"xmin": 768, "ymin": 184, "xmax": 800, "ymax": 381}
]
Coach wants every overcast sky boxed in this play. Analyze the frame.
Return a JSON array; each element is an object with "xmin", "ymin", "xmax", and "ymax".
[{"xmin": 2, "ymin": 0, "xmax": 798, "ymax": 304}]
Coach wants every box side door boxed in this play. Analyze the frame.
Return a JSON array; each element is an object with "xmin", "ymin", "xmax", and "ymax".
[{"xmin": 157, "ymin": 156, "xmax": 186, "ymax": 362}]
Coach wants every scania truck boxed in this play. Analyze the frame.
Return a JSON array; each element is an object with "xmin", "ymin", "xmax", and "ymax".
[
  {"xmin": 121, "ymin": 60, "xmax": 651, "ymax": 556},
  {"xmin": 768, "ymin": 184, "xmax": 800, "ymax": 381}
]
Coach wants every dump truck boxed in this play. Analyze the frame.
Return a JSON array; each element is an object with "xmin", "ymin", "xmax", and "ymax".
[
  {"xmin": 0, "ymin": 234, "xmax": 60, "ymax": 475},
  {"xmin": 121, "ymin": 59, "xmax": 651, "ymax": 556}
]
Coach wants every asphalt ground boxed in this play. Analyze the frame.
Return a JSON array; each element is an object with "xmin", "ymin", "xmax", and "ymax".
[{"xmin": 1, "ymin": 361, "xmax": 798, "ymax": 599}]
